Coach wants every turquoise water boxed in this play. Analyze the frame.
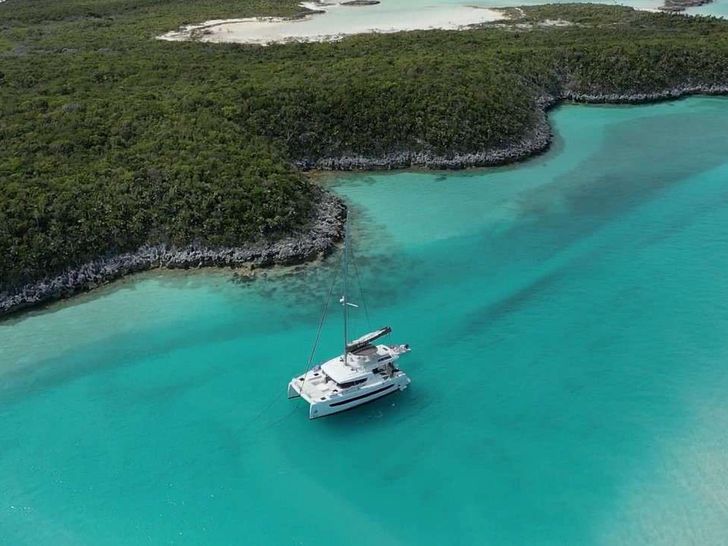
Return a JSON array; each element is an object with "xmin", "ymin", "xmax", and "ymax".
[
  {"xmin": 691, "ymin": 0, "xmax": 728, "ymax": 16},
  {"xmin": 331, "ymin": 0, "xmax": 728, "ymax": 22},
  {"xmin": 415, "ymin": 0, "xmax": 728, "ymax": 17},
  {"xmin": 4, "ymin": 97, "xmax": 728, "ymax": 544},
  {"xmin": 336, "ymin": 0, "xmax": 728, "ymax": 20},
  {"xmin": 387, "ymin": 0, "xmax": 661, "ymax": 11}
]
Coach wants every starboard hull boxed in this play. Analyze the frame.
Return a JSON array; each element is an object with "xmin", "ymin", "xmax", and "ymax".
[{"xmin": 307, "ymin": 375, "xmax": 410, "ymax": 419}]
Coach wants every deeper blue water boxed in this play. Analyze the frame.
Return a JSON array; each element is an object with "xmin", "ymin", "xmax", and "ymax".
[{"xmin": 4, "ymin": 97, "xmax": 728, "ymax": 545}]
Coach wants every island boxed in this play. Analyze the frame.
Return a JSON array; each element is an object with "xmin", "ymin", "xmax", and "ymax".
[
  {"xmin": 2, "ymin": 1, "xmax": 728, "ymax": 316},
  {"xmin": 659, "ymin": 0, "xmax": 713, "ymax": 13}
]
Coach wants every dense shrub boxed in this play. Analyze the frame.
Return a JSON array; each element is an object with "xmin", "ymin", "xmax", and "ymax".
[{"xmin": 2, "ymin": 1, "xmax": 728, "ymax": 287}]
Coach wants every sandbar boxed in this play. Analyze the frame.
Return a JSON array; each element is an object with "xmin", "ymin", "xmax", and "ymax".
[{"xmin": 159, "ymin": 1, "xmax": 505, "ymax": 45}]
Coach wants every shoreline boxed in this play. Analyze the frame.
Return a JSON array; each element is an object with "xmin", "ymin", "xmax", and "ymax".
[
  {"xmin": 3, "ymin": 86, "xmax": 728, "ymax": 318},
  {"xmin": 659, "ymin": 0, "xmax": 714, "ymax": 12},
  {"xmin": 158, "ymin": 1, "xmax": 505, "ymax": 45},
  {"xmin": 0, "ymin": 188, "xmax": 346, "ymax": 319},
  {"xmin": 295, "ymin": 97, "xmax": 555, "ymax": 171},
  {"xmin": 295, "ymin": 85, "xmax": 728, "ymax": 171},
  {"xmin": 157, "ymin": 0, "xmax": 723, "ymax": 46}
]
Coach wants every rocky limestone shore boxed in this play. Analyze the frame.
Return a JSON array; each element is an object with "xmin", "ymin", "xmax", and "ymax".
[
  {"xmin": 294, "ymin": 99, "xmax": 555, "ymax": 171},
  {"xmin": 295, "ymin": 85, "xmax": 728, "ymax": 172},
  {"xmin": 659, "ymin": 0, "xmax": 713, "ymax": 12},
  {"xmin": 0, "ymin": 188, "xmax": 346, "ymax": 318},
  {"xmin": 341, "ymin": 0, "xmax": 381, "ymax": 5},
  {"xmin": 562, "ymin": 84, "xmax": 728, "ymax": 103}
]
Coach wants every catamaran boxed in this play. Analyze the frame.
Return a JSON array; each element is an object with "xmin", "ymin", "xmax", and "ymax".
[{"xmin": 287, "ymin": 223, "xmax": 411, "ymax": 419}]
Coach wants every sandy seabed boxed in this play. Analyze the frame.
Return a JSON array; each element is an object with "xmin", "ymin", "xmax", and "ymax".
[{"xmin": 159, "ymin": 1, "xmax": 504, "ymax": 45}]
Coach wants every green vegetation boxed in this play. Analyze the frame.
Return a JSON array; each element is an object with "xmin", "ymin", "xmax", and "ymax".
[{"xmin": 2, "ymin": 0, "xmax": 728, "ymax": 289}]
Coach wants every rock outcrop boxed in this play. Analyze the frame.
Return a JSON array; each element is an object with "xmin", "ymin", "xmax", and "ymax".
[
  {"xmin": 296, "ymin": 85, "xmax": 728, "ymax": 171},
  {"xmin": 0, "ymin": 188, "xmax": 346, "ymax": 318},
  {"xmin": 658, "ymin": 0, "xmax": 712, "ymax": 13}
]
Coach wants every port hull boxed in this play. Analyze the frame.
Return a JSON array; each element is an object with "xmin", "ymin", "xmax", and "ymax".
[
  {"xmin": 309, "ymin": 379, "xmax": 408, "ymax": 419},
  {"xmin": 287, "ymin": 382, "xmax": 301, "ymax": 399},
  {"xmin": 289, "ymin": 373, "xmax": 410, "ymax": 419}
]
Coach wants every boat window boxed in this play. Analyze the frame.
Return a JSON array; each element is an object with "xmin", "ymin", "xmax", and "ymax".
[{"xmin": 338, "ymin": 378, "xmax": 367, "ymax": 389}]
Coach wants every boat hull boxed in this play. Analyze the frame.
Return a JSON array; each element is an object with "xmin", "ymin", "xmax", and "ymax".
[
  {"xmin": 307, "ymin": 375, "xmax": 410, "ymax": 419},
  {"xmin": 287, "ymin": 382, "xmax": 301, "ymax": 399}
]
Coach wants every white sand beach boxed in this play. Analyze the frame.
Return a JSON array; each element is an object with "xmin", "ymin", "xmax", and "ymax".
[{"xmin": 159, "ymin": 1, "xmax": 505, "ymax": 45}]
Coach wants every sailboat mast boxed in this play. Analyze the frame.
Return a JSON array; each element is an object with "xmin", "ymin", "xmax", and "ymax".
[{"xmin": 342, "ymin": 219, "xmax": 349, "ymax": 363}]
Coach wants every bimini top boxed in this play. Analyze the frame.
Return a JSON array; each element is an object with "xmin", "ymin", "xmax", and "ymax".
[{"xmin": 347, "ymin": 326, "xmax": 392, "ymax": 353}]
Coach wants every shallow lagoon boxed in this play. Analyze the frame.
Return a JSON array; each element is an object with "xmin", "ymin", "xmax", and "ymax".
[
  {"xmin": 162, "ymin": 0, "xmax": 728, "ymax": 44},
  {"xmin": 4, "ymin": 97, "xmax": 728, "ymax": 544},
  {"xmin": 334, "ymin": 0, "xmax": 723, "ymax": 17}
]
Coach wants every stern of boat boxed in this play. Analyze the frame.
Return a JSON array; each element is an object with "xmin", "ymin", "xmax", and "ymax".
[{"xmin": 287, "ymin": 378, "xmax": 302, "ymax": 399}]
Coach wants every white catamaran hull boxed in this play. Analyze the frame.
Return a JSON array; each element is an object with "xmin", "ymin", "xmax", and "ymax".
[{"xmin": 289, "ymin": 373, "xmax": 410, "ymax": 419}]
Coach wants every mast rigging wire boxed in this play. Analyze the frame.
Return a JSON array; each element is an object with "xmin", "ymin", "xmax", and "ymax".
[
  {"xmin": 303, "ymin": 214, "xmax": 374, "ymax": 376},
  {"xmin": 350, "ymin": 244, "xmax": 372, "ymax": 332},
  {"xmin": 306, "ymin": 250, "xmax": 343, "ymax": 369}
]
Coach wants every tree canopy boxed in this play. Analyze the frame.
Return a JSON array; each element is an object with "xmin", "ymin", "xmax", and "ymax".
[{"xmin": 2, "ymin": 0, "xmax": 728, "ymax": 289}]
